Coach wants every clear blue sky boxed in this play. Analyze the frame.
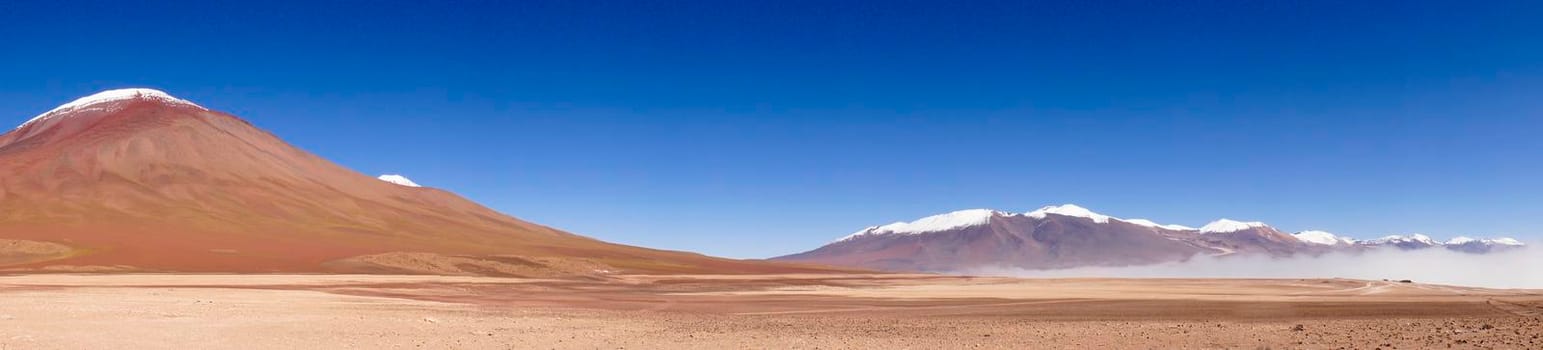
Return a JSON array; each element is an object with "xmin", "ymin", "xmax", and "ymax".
[{"xmin": 2, "ymin": 1, "xmax": 1540, "ymax": 258}]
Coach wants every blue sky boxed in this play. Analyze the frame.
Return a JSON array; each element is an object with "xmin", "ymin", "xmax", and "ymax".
[{"xmin": 1, "ymin": 1, "xmax": 1540, "ymax": 258}]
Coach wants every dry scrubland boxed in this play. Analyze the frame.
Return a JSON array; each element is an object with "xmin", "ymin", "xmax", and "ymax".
[{"xmin": 1, "ymin": 274, "xmax": 1541, "ymax": 349}]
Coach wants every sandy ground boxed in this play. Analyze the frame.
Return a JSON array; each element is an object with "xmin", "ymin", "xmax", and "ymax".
[{"xmin": 2, "ymin": 274, "xmax": 1541, "ymax": 349}]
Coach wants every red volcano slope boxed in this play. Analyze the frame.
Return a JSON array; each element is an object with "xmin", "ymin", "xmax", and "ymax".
[{"xmin": 0, "ymin": 90, "xmax": 836, "ymax": 276}]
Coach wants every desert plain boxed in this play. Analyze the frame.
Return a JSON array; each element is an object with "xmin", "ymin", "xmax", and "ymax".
[{"xmin": 2, "ymin": 273, "xmax": 1540, "ymax": 349}]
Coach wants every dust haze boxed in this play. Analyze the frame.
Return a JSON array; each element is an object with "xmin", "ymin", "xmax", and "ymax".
[{"xmin": 964, "ymin": 245, "xmax": 1542, "ymax": 289}]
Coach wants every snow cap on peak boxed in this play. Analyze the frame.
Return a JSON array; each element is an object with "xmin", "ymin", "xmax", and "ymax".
[
  {"xmin": 1370, "ymin": 234, "xmax": 1438, "ymax": 245},
  {"xmin": 1199, "ymin": 219, "xmax": 1270, "ymax": 234},
  {"xmin": 1030, "ymin": 203, "xmax": 1197, "ymax": 231},
  {"xmin": 1293, "ymin": 230, "xmax": 1355, "ymax": 245},
  {"xmin": 1445, "ymin": 236, "xmax": 1525, "ymax": 246},
  {"xmin": 1444, "ymin": 236, "xmax": 1476, "ymax": 245},
  {"xmin": 1025, "ymin": 204, "xmax": 1192, "ymax": 230},
  {"xmin": 1489, "ymin": 237, "xmax": 1525, "ymax": 246},
  {"xmin": 1122, "ymin": 218, "xmax": 1196, "ymax": 231},
  {"xmin": 836, "ymin": 209, "xmax": 1000, "ymax": 242},
  {"xmin": 20, "ymin": 88, "xmax": 205, "ymax": 129},
  {"xmin": 377, "ymin": 174, "xmax": 421, "ymax": 187},
  {"xmin": 1026, "ymin": 204, "xmax": 1110, "ymax": 223}
]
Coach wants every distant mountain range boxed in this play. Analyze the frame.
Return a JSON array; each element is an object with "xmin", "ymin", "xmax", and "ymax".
[{"xmin": 774, "ymin": 204, "xmax": 1526, "ymax": 272}]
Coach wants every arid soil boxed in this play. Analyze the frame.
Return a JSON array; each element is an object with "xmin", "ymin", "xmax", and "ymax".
[
  {"xmin": 0, "ymin": 240, "xmax": 73, "ymax": 266},
  {"xmin": 1, "ymin": 274, "xmax": 1540, "ymax": 349}
]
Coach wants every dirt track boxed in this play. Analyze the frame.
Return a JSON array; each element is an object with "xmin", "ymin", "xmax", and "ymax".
[{"xmin": 2, "ymin": 274, "xmax": 1540, "ymax": 349}]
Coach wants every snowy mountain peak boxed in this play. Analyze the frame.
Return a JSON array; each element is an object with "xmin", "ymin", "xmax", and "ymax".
[
  {"xmin": 1121, "ymin": 219, "xmax": 1196, "ymax": 231},
  {"xmin": 1444, "ymin": 236, "xmax": 1476, "ymax": 245},
  {"xmin": 1026, "ymin": 204, "xmax": 1110, "ymax": 223},
  {"xmin": 20, "ymin": 88, "xmax": 206, "ymax": 129},
  {"xmin": 1199, "ymin": 219, "xmax": 1270, "ymax": 234},
  {"xmin": 1445, "ymin": 236, "xmax": 1525, "ymax": 246},
  {"xmin": 377, "ymin": 174, "xmax": 421, "ymax": 187},
  {"xmin": 1368, "ymin": 234, "xmax": 1438, "ymax": 246},
  {"xmin": 836, "ymin": 209, "xmax": 1000, "ymax": 242},
  {"xmin": 1354, "ymin": 234, "xmax": 1525, "ymax": 253},
  {"xmin": 1293, "ymin": 230, "xmax": 1355, "ymax": 245},
  {"xmin": 1490, "ymin": 237, "xmax": 1525, "ymax": 246}
]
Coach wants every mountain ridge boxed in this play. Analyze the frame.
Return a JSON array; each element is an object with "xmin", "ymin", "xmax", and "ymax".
[{"xmin": 777, "ymin": 204, "xmax": 1526, "ymax": 272}]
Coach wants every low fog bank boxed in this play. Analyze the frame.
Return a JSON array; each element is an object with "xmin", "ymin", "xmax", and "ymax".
[{"xmin": 961, "ymin": 244, "xmax": 1542, "ymax": 289}]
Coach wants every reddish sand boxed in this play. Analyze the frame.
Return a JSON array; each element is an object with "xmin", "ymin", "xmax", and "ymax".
[{"xmin": 1, "ymin": 274, "xmax": 1539, "ymax": 349}]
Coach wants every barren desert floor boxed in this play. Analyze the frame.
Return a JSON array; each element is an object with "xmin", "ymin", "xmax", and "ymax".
[{"xmin": 2, "ymin": 274, "xmax": 1541, "ymax": 349}]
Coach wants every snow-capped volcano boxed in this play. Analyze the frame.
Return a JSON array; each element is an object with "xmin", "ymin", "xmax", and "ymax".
[
  {"xmin": 1445, "ymin": 236, "xmax": 1479, "ymax": 245},
  {"xmin": 1199, "ymin": 219, "xmax": 1270, "ymax": 234},
  {"xmin": 1024, "ymin": 204, "xmax": 1196, "ymax": 230},
  {"xmin": 838, "ymin": 204, "xmax": 1201, "ymax": 243},
  {"xmin": 1364, "ymin": 234, "xmax": 1439, "ymax": 248},
  {"xmin": 783, "ymin": 205, "xmax": 1529, "ymax": 272},
  {"xmin": 0, "ymin": 89, "xmax": 831, "ymax": 276},
  {"xmin": 18, "ymin": 88, "xmax": 205, "ymax": 129},
  {"xmin": 1292, "ymin": 230, "xmax": 1357, "ymax": 245},
  {"xmin": 837, "ymin": 209, "xmax": 1001, "ymax": 242},
  {"xmin": 1439, "ymin": 236, "xmax": 1526, "ymax": 253},
  {"xmin": 788, "ymin": 204, "xmax": 1222, "ymax": 271},
  {"xmin": 1192, "ymin": 219, "xmax": 1305, "ymax": 256},
  {"xmin": 1477, "ymin": 237, "xmax": 1523, "ymax": 246},
  {"xmin": 1354, "ymin": 234, "xmax": 1527, "ymax": 253},
  {"xmin": 1441, "ymin": 236, "xmax": 1523, "ymax": 246},
  {"xmin": 1026, "ymin": 204, "xmax": 1111, "ymax": 223},
  {"xmin": 1121, "ymin": 219, "xmax": 1196, "ymax": 231}
]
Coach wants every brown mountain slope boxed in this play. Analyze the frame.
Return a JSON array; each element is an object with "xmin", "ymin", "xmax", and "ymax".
[{"xmin": 0, "ymin": 89, "xmax": 836, "ymax": 275}]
